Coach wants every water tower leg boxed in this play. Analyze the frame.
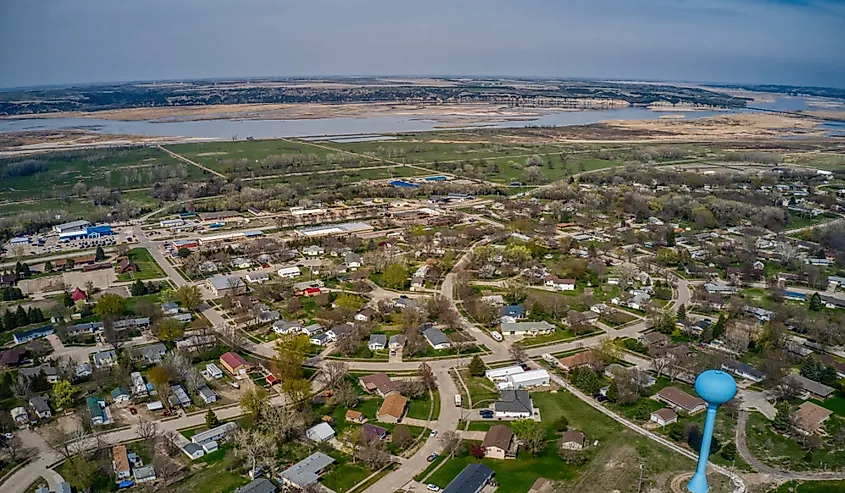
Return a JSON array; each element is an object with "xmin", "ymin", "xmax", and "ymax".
[{"xmin": 687, "ymin": 404, "xmax": 718, "ymax": 493}]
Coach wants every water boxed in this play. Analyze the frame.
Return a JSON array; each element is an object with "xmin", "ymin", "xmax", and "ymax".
[{"xmin": 0, "ymin": 107, "xmax": 733, "ymax": 140}]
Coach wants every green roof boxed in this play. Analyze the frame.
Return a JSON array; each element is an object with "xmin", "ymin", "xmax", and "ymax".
[
  {"xmin": 86, "ymin": 396, "xmax": 105, "ymax": 420},
  {"xmin": 111, "ymin": 387, "xmax": 129, "ymax": 399}
]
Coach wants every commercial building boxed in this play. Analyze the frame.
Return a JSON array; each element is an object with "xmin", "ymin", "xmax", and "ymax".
[
  {"xmin": 500, "ymin": 369, "xmax": 550, "ymax": 390},
  {"xmin": 485, "ymin": 365, "xmax": 524, "ymax": 383},
  {"xmin": 295, "ymin": 221, "xmax": 374, "ymax": 238},
  {"xmin": 53, "ymin": 220, "xmax": 91, "ymax": 234},
  {"xmin": 207, "ymin": 275, "xmax": 245, "ymax": 297}
]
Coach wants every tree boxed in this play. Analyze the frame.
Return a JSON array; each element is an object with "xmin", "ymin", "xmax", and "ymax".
[
  {"xmin": 44, "ymin": 260, "xmax": 53, "ymax": 273},
  {"xmin": 15, "ymin": 305, "xmax": 29, "ymax": 327},
  {"xmin": 711, "ymin": 313, "xmax": 727, "ymax": 340},
  {"xmin": 438, "ymin": 430, "xmax": 462, "ymax": 458},
  {"xmin": 666, "ymin": 422, "xmax": 684, "ymax": 441},
  {"xmin": 335, "ymin": 380, "xmax": 360, "ymax": 408},
  {"xmin": 468, "ymin": 356, "xmax": 486, "ymax": 377},
  {"xmin": 509, "ymin": 342, "xmax": 527, "ymax": 363},
  {"xmin": 676, "ymin": 303, "xmax": 687, "ymax": 322},
  {"xmin": 553, "ymin": 416, "xmax": 569, "ymax": 432},
  {"xmin": 95, "ymin": 246, "xmax": 105, "ymax": 262},
  {"xmin": 469, "ymin": 443, "xmax": 487, "ymax": 459},
  {"xmin": 512, "ymin": 419, "xmax": 546, "ymax": 456},
  {"xmin": 720, "ymin": 442, "xmax": 737, "ymax": 462},
  {"xmin": 152, "ymin": 317, "xmax": 185, "ymax": 342},
  {"xmin": 52, "ymin": 379, "xmax": 74, "ymax": 409},
  {"xmin": 176, "ymin": 285, "xmax": 203, "ymax": 311},
  {"xmin": 393, "ymin": 424, "xmax": 413, "ymax": 450},
  {"xmin": 808, "ymin": 292, "xmax": 823, "ymax": 311},
  {"xmin": 66, "ymin": 453, "xmax": 99, "ymax": 492},
  {"xmin": 240, "ymin": 387, "xmax": 269, "ymax": 419},
  {"xmin": 148, "ymin": 365, "xmax": 170, "ymax": 390},
  {"xmin": 205, "ymin": 409, "xmax": 220, "ymax": 428},
  {"xmin": 94, "ymin": 293, "xmax": 126, "ymax": 318},
  {"xmin": 282, "ymin": 378, "xmax": 311, "ymax": 409},
  {"xmin": 232, "ymin": 428, "xmax": 277, "ymax": 478},
  {"xmin": 383, "ymin": 263, "xmax": 408, "ymax": 290},
  {"xmin": 773, "ymin": 401, "xmax": 791, "ymax": 432},
  {"xmin": 418, "ymin": 362, "xmax": 436, "ymax": 390},
  {"xmin": 12, "ymin": 373, "xmax": 30, "ymax": 399},
  {"xmin": 136, "ymin": 419, "xmax": 160, "ymax": 455},
  {"xmin": 319, "ymin": 361, "xmax": 349, "ymax": 391}
]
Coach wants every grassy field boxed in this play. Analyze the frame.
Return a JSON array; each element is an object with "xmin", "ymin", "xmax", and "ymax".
[
  {"xmin": 406, "ymin": 391, "xmax": 435, "ymax": 420},
  {"xmin": 457, "ymin": 369, "xmax": 500, "ymax": 408},
  {"xmin": 768, "ymin": 480, "xmax": 845, "ymax": 492},
  {"xmin": 169, "ymin": 444, "xmax": 250, "ymax": 493},
  {"xmin": 745, "ymin": 411, "xmax": 845, "ymax": 472},
  {"xmin": 783, "ymin": 152, "xmax": 845, "ymax": 171},
  {"xmin": 116, "ymin": 247, "xmax": 166, "ymax": 281},
  {"xmin": 321, "ymin": 449, "xmax": 375, "ymax": 493}
]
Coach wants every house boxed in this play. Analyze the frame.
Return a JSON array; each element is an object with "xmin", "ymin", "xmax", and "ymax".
[
  {"xmin": 201, "ymin": 441, "xmax": 219, "ymax": 453},
  {"xmin": 545, "ymin": 276, "xmax": 576, "ymax": 291},
  {"xmin": 301, "ymin": 323, "xmax": 324, "ymax": 336},
  {"xmin": 276, "ymin": 266, "xmax": 301, "ymax": 279},
  {"xmin": 170, "ymin": 312, "xmax": 193, "ymax": 323},
  {"xmin": 255, "ymin": 310, "xmax": 281, "ymax": 325},
  {"xmin": 76, "ymin": 362, "xmax": 93, "ymax": 378},
  {"xmin": 820, "ymin": 295, "xmax": 845, "ymax": 310},
  {"xmin": 93, "ymin": 349, "xmax": 118, "ymax": 368},
  {"xmin": 111, "ymin": 387, "xmax": 131, "ymax": 404},
  {"xmin": 244, "ymin": 271, "xmax": 270, "ymax": 284},
  {"xmin": 113, "ymin": 445, "xmax": 132, "ymax": 481},
  {"xmin": 481, "ymin": 294, "xmax": 506, "ymax": 306},
  {"xmin": 169, "ymin": 384, "xmax": 192, "ymax": 408},
  {"xmin": 87, "ymin": 396, "xmax": 109, "ymax": 425},
  {"xmin": 493, "ymin": 390, "xmax": 533, "ymax": 419},
  {"xmin": 410, "ymin": 275, "xmax": 426, "ymax": 291},
  {"xmin": 198, "ymin": 386, "xmax": 217, "ymax": 404},
  {"xmin": 115, "ymin": 258, "xmax": 137, "ymax": 274},
  {"xmin": 388, "ymin": 334, "xmax": 407, "ymax": 350},
  {"xmin": 500, "ymin": 321, "xmax": 554, "ymax": 336},
  {"xmin": 443, "ymin": 463, "xmax": 494, "ymax": 493},
  {"xmin": 361, "ymin": 423, "xmax": 389, "ymax": 441},
  {"xmin": 704, "ymin": 283, "xmax": 738, "ymax": 295},
  {"xmin": 327, "ymin": 323, "xmax": 354, "ymax": 341},
  {"xmin": 786, "ymin": 374, "xmax": 835, "ymax": 401},
  {"xmin": 10, "ymin": 407, "xmax": 29, "ymax": 426},
  {"xmin": 503, "ymin": 369, "xmax": 550, "ymax": 390},
  {"xmin": 482, "ymin": 425, "xmax": 516, "ymax": 459},
  {"xmin": 130, "ymin": 372, "xmax": 147, "ymax": 396},
  {"xmin": 28, "ymin": 395, "xmax": 51, "ymax": 420},
  {"xmin": 485, "ymin": 365, "xmax": 524, "ymax": 383},
  {"xmin": 20, "ymin": 364, "xmax": 59, "ymax": 383},
  {"xmin": 355, "ymin": 307, "xmax": 376, "ymax": 322},
  {"xmin": 640, "ymin": 332, "xmax": 669, "ymax": 347},
  {"xmin": 792, "ymin": 402, "xmax": 833, "ymax": 435},
  {"xmin": 310, "ymin": 333, "xmax": 331, "ymax": 346},
  {"xmin": 192, "ymin": 422, "xmax": 237, "ymax": 445},
  {"xmin": 655, "ymin": 387, "xmax": 706, "ymax": 415},
  {"xmin": 359, "ymin": 373, "xmax": 399, "ymax": 397},
  {"xmin": 345, "ymin": 410, "xmax": 366, "ymax": 423},
  {"xmin": 377, "ymin": 394, "xmax": 407, "ymax": 423},
  {"xmin": 71, "ymin": 287, "xmax": 88, "ymax": 302},
  {"xmin": 650, "ymin": 408, "xmax": 678, "ymax": 427},
  {"xmin": 207, "ymin": 275, "xmax": 245, "ymax": 297},
  {"xmin": 721, "ymin": 359, "xmax": 766, "ymax": 383},
  {"xmin": 423, "ymin": 327, "xmax": 451, "ymax": 350},
  {"xmin": 0, "ymin": 348, "xmax": 27, "ymax": 367},
  {"xmin": 345, "ymin": 252, "xmax": 362, "ymax": 270},
  {"xmin": 133, "ymin": 465, "xmax": 156, "ymax": 483},
  {"xmin": 818, "ymin": 355, "xmax": 845, "ymax": 379},
  {"xmin": 183, "ymin": 443, "xmax": 205, "ymax": 460},
  {"xmin": 113, "ymin": 317, "xmax": 151, "ymax": 331},
  {"xmin": 220, "ymin": 352, "xmax": 251, "ymax": 375},
  {"xmin": 558, "ymin": 351, "xmax": 597, "ymax": 371},
  {"xmin": 13, "ymin": 325, "xmax": 55, "ymax": 344},
  {"xmin": 206, "ymin": 363, "xmax": 224, "ymax": 379},
  {"xmin": 54, "ymin": 483, "xmax": 72, "ymax": 493},
  {"xmin": 306, "ymin": 422, "xmax": 336, "ymax": 442},
  {"xmin": 303, "ymin": 245, "xmax": 325, "ymax": 256},
  {"xmin": 560, "ymin": 430, "xmax": 586, "ymax": 451},
  {"xmin": 368, "ymin": 334, "xmax": 387, "ymax": 351},
  {"xmin": 161, "ymin": 301, "xmax": 180, "ymax": 315},
  {"xmin": 133, "ymin": 343, "xmax": 168, "ymax": 365},
  {"xmin": 501, "ymin": 305, "xmax": 525, "ymax": 320},
  {"xmin": 231, "ymin": 257, "xmax": 253, "ymax": 269},
  {"xmin": 235, "ymin": 478, "xmax": 277, "ymax": 493},
  {"xmin": 279, "ymin": 452, "xmax": 335, "ymax": 489},
  {"xmin": 273, "ymin": 320, "xmax": 302, "ymax": 334}
]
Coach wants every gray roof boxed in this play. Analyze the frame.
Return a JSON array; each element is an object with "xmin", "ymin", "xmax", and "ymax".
[
  {"xmin": 209, "ymin": 275, "xmax": 244, "ymax": 290},
  {"xmin": 162, "ymin": 301, "xmax": 179, "ymax": 311},
  {"xmin": 389, "ymin": 334, "xmax": 406, "ymax": 346},
  {"xmin": 279, "ymin": 451, "xmax": 335, "ymax": 487},
  {"xmin": 29, "ymin": 395, "xmax": 50, "ymax": 414},
  {"xmin": 369, "ymin": 334, "xmax": 387, "ymax": 346},
  {"xmin": 198, "ymin": 386, "xmax": 216, "ymax": 399},
  {"xmin": 494, "ymin": 390, "xmax": 533, "ymax": 414},
  {"xmin": 133, "ymin": 465, "xmax": 156, "ymax": 481},
  {"xmin": 20, "ymin": 364, "xmax": 57, "ymax": 378},
  {"xmin": 423, "ymin": 327, "xmax": 450, "ymax": 346},
  {"xmin": 55, "ymin": 483, "xmax": 72, "ymax": 493},
  {"xmin": 235, "ymin": 478, "xmax": 276, "ymax": 493},
  {"xmin": 184, "ymin": 443, "xmax": 203, "ymax": 455},
  {"xmin": 345, "ymin": 252, "xmax": 362, "ymax": 264},
  {"xmin": 788, "ymin": 374, "xmax": 835, "ymax": 397},
  {"xmin": 133, "ymin": 343, "xmax": 167, "ymax": 362},
  {"xmin": 443, "ymin": 463, "xmax": 494, "ymax": 493}
]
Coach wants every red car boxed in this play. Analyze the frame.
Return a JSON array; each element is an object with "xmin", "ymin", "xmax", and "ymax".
[{"xmin": 129, "ymin": 407, "xmax": 137, "ymax": 415}]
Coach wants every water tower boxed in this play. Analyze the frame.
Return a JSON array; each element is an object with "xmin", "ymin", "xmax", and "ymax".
[{"xmin": 687, "ymin": 369, "xmax": 736, "ymax": 493}]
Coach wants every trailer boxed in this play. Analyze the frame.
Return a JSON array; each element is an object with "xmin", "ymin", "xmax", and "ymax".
[{"xmin": 454, "ymin": 394, "xmax": 462, "ymax": 407}]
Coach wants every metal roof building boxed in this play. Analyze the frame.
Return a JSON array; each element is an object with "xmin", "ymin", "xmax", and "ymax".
[{"xmin": 279, "ymin": 451, "xmax": 335, "ymax": 488}]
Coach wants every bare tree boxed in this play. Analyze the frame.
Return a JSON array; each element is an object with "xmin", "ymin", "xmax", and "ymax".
[
  {"xmin": 152, "ymin": 453, "xmax": 182, "ymax": 482},
  {"xmin": 509, "ymin": 342, "xmax": 527, "ymax": 363},
  {"xmin": 319, "ymin": 361, "xmax": 349, "ymax": 390},
  {"xmin": 232, "ymin": 428, "xmax": 277, "ymax": 478},
  {"xmin": 3, "ymin": 436, "xmax": 28, "ymax": 462},
  {"xmin": 11, "ymin": 374, "xmax": 31, "ymax": 399},
  {"xmin": 438, "ymin": 430, "xmax": 462, "ymax": 458},
  {"xmin": 136, "ymin": 419, "xmax": 160, "ymax": 444},
  {"xmin": 334, "ymin": 380, "xmax": 360, "ymax": 408}
]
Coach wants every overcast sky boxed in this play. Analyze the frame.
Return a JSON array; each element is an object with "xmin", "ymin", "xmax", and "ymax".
[{"xmin": 1, "ymin": 0, "xmax": 844, "ymax": 89}]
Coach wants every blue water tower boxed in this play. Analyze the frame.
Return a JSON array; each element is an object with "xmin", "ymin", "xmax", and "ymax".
[{"xmin": 687, "ymin": 370, "xmax": 737, "ymax": 493}]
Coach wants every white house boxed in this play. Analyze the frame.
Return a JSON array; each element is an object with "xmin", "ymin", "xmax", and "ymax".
[
  {"xmin": 368, "ymin": 334, "xmax": 387, "ymax": 351},
  {"xmin": 92, "ymin": 350, "xmax": 117, "ymax": 368},
  {"xmin": 277, "ymin": 266, "xmax": 301, "ymax": 279},
  {"xmin": 422, "ymin": 328, "xmax": 451, "ymax": 350},
  {"xmin": 303, "ymin": 245, "xmax": 325, "ymax": 256},
  {"xmin": 130, "ymin": 372, "xmax": 148, "ymax": 396},
  {"xmin": 230, "ymin": 257, "xmax": 253, "ymax": 269},
  {"xmin": 183, "ymin": 443, "xmax": 205, "ymax": 460},
  {"xmin": 545, "ymin": 276, "xmax": 576, "ymax": 291},
  {"xmin": 310, "ymin": 333, "xmax": 331, "ymax": 346},
  {"xmin": 650, "ymin": 408, "xmax": 678, "ymax": 427},
  {"xmin": 161, "ymin": 301, "xmax": 180, "ymax": 315},
  {"xmin": 493, "ymin": 390, "xmax": 534, "ymax": 419},
  {"xmin": 244, "ymin": 271, "xmax": 270, "ymax": 284},
  {"xmin": 198, "ymin": 386, "xmax": 217, "ymax": 404},
  {"xmin": 206, "ymin": 363, "xmax": 223, "ymax": 379},
  {"xmin": 500, "ymin": 321, "xmax": 554, "ymax": 336},
  {"xmin": 345, "ymin": 252, "xmax": 362, "ymax": 270},
  {"xmin": 273, "ymin": 320, "xmax": 302, "ymax": 334},
  {"xmin": 306, "ymin": 422, "xmax": 335, "ymax": 442}
]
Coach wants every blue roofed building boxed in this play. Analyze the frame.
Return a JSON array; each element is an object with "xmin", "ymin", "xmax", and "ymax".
[{"xmin": 13, "ymin": 325, "xmax": 54, "ymax": 344}]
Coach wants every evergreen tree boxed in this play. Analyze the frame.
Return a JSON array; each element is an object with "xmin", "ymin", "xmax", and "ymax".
[
  {"xmin": 773, "ymin": 401, "xmax": 791, "ymax": 432},
  {"xmin": 62, "ymin": 291, "xmax": 74, "ymax": 307},
  {"xmin": 15, "ymin": 305, "xmax": 29, "ymax": 326},
  {"xmin": 666, "ymin": 228, "xmax": 676, "ymax": 247},
  {"xmin": 808, "ymin": 292, "xmax": 822, "ymax": 311},
  {"xmin": 2, "ymin": 310, "xmax": 15, "ymax": 331},
  {"xmin": 720, "ymin": 442, "xmax": 737, "ymax": 461},
  {"xmin": 95, "ymin": 246, "xmax": 106, "ymax": 262},
  {"xmin": 0, "ymin": 316, "xmax": 4, "ymax": 332},
  {"xmin": 468, "ymin": 356, "xmax": 486, "ymax": 377},
  {"xmin": 676, "ymin": 304, "xmax": 687, "ymax": 322},
  {"xmin": 205, "ymin": 408, "xmax": 220, "ymax": 428},
  {"xmin": 606, "ymin": 380, "xmax": 619, "ymax": 403},
  {"xmin": 44, "ymin": 260, "xmax": 53, "ymax": 273},
  {"xmin": 130, "ymin": 279, "xmax": 147, "ymax": 296},
  {"xmin": 711, "ymin": 314, "xmax": 727, "ymax": 340}
]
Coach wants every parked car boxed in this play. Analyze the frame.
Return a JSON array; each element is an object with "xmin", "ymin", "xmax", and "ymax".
[
  {"xmin": 479, "ymin": 410, "xmax": 494, "ymax": 419},
  {"xmin": 426, "ymin": 453, "xmax": 439, "ymax": 462},
  {"xmin": 426, "ymin": 485, "xmax": 440, "ymax": 492},
  {"xmin": 129, "ymin": 407, "xmax": 137, "ymax": 415},
  {"xmin": 429, "ymin": 429, "xmax": 437, "ymax": 437}
]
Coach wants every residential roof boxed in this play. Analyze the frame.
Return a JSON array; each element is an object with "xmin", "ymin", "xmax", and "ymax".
[
  {"xmin": 183, "ymin": 443, "xmax": 203, "ymax": 455},
  {"xmin": 377, "ymin": 394, "xmax": 408, "ymax": 419},
  {"xmin": 369, "ymin": 334, "xmax": 387, "ymax": 346},
  {"xmin": 656, "ymin": 387, "xmax": 706, "ymax": 412},
  {"xmin": 787, "ymin": 374, "xmax": 835, "ymax": 398},
  {"xmin": 20, "ymin": 364, "xmax": 58, "ymax": 378},
  {"xmin": 818, "ymin": 354, "xmax": 845, "ymax": 374},
  {"xmin": 279, "ymin": 451, "xmax": 335, "ymax": 487},
  {"xmin": 501, "ymin": 305, "xmax": 524, "ymax": 317},
  {"xmin": 235, "ymin": 478, "xmax": 276, "ymax": 493},
  {"xmin": 642, "ymin": 332, "xmax": 669, "ymax": 345},
  {"xmin": 485, "ymin": 365, "xmax": 524, "ymax": 380},
  {"xmin": 559, "ymin": 351, "xmax": 596, "ymax": 369},
  {"xmin": 307, "ymin": 422, "xmax": 335, "ymax": 441},
  {"xmin": 721, "ymin": 359, "xmax": 766, "ymax": 380},
  {"xmin": 133, "ymin": 465, "xmax": 156, "ymax": 481},
  {"xmin": 482, "ymin": 424, "xmax": 513, "ymax": 450},
  {"xmin": 345, "ymin": 410, "xmax": 364, "ymax": 421},
  {"xmin": 29, "ymin": 395, "xmax": 50, "ymax": 414},
  {"xmin": 423, "ymin": 327, "xmax": 451, "ymax": 346},
  {"xmin": 111, "ymin": 386, "xmax": 129, "ymax": 399},
  {"xmin": 495, "ymin": 390, "xmax": 533, "ymax": 414},
  {"xmin": 501, "ymin": 321, "xmax": 554, "ymax": 333},
  {"xmin": 443, "ymin": 463, "xmax": 494, "ymax": 493},
  {"xmin": 389, "ymin": 334, "xmax": 407, "ymax": 346},
  {"xmin": 361, "ymin": 423, "xmax": 388, "ymax": 440},
  {"xmin": 113, "ymin": 445, "xmax": 130, "ymax": 473},
  {"xmin": 221, "ymin": 352, "xmax": 249, "ymax": 369},
  {"xmin": 208, "ymin": 275, "xmax": 244, "ymax": 290},
  {"xmin": 794, "ymin": 401, "xmax": 833, "ymax": 431},
  {"xmin": 652, "ymin": 408, "xmax": 678, "ymax": 421},
  {"xmin": 0, "ymin": 348, "xmax": 27, "ymax": 365},
  {"xmin": 192, "ymin": 422, "xmax": 238, "ymax": 445},
  {"xmin": 561, "ymin": 430, "xmax": 585, "ymax": 446}
]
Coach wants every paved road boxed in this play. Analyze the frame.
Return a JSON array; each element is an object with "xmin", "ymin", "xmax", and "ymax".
[
  {"xmin": 736, "ymin": 410, "xmax": 845, "ymax": 481},
  {"xmin": 5, "ymin": 430, "xmax": 66, "ymax": 492}
]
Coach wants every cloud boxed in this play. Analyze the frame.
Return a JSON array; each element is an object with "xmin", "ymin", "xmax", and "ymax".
[{"xmin": 0, "ymin": 0, "xmax": 842, "ymax": 88}]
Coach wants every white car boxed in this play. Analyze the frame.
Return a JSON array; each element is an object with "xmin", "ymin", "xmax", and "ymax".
[
  {"xmin": 491, "ymin": 331, "xmax": 503, "ymax": 341},
  {"xmin": 426, "ymin": 485, "xmax": 440, "ymax": 492},
  {"xmin": 429, "ymin": 429, "xmax": 437, "ymax": 437}
]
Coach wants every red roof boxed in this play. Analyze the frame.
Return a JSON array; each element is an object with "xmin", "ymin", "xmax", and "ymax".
[
  {"xmin": 304, "ymin": 287, "xmax": 321, "ymax": 294},
  {"xmin": 71, "ymin": 287, "xmax": 88, "ymax": 301},
  {"xmin": 220, "ymin": 352, "xmax": 249, "ymax": 370},
  {"xmin": 265, "ymin": 374, "xmax": 278, "ymax": 385}
]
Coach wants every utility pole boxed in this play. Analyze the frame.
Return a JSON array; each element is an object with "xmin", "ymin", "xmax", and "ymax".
[{"xmin": 637, "ymin": 463, "xmax": 644, "ymax": 493}]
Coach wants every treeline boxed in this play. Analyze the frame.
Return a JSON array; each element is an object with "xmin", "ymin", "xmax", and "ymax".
[{"xmin": 0, "ymin": 305, "xmax": 46, "ymax": 332}]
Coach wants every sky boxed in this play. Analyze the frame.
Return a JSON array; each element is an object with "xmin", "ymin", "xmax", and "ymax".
[{"xmin": 1, "ymin": 0, "xmax": 844, "ymax": 89}]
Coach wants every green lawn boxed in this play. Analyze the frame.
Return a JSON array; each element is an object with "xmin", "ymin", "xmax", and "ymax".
[
  {"xmin": 117, "ymin": 247, "xmax": 166, "ymax": 281},
  {"xmin": 321, "ymin": 449, "xmax": 374, "ymax": 493},
  {"xmin": 457, "ymin": 369, "xmax": 500, "ymax": 408},
  {"xmin": 813, "ymin": 391, "xmax": 845, "ymax": 417},
  {"xmin": 169, "ymin": 446, "xmax": 249, "ymax": 493},
  {"xmin": 768, "ymin": 480, "xmax": 845, "ymax": 493},
  {"xmin": 406, "ymin": 392, "xmax": 434, "ymax": 420},
  {"xmin": 519, "ymin": 328, "xmax": 580, "ymax": 347},
  {"xmin": 744, "ymin": 411, "xmax": 845, "ymax": 472}
]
